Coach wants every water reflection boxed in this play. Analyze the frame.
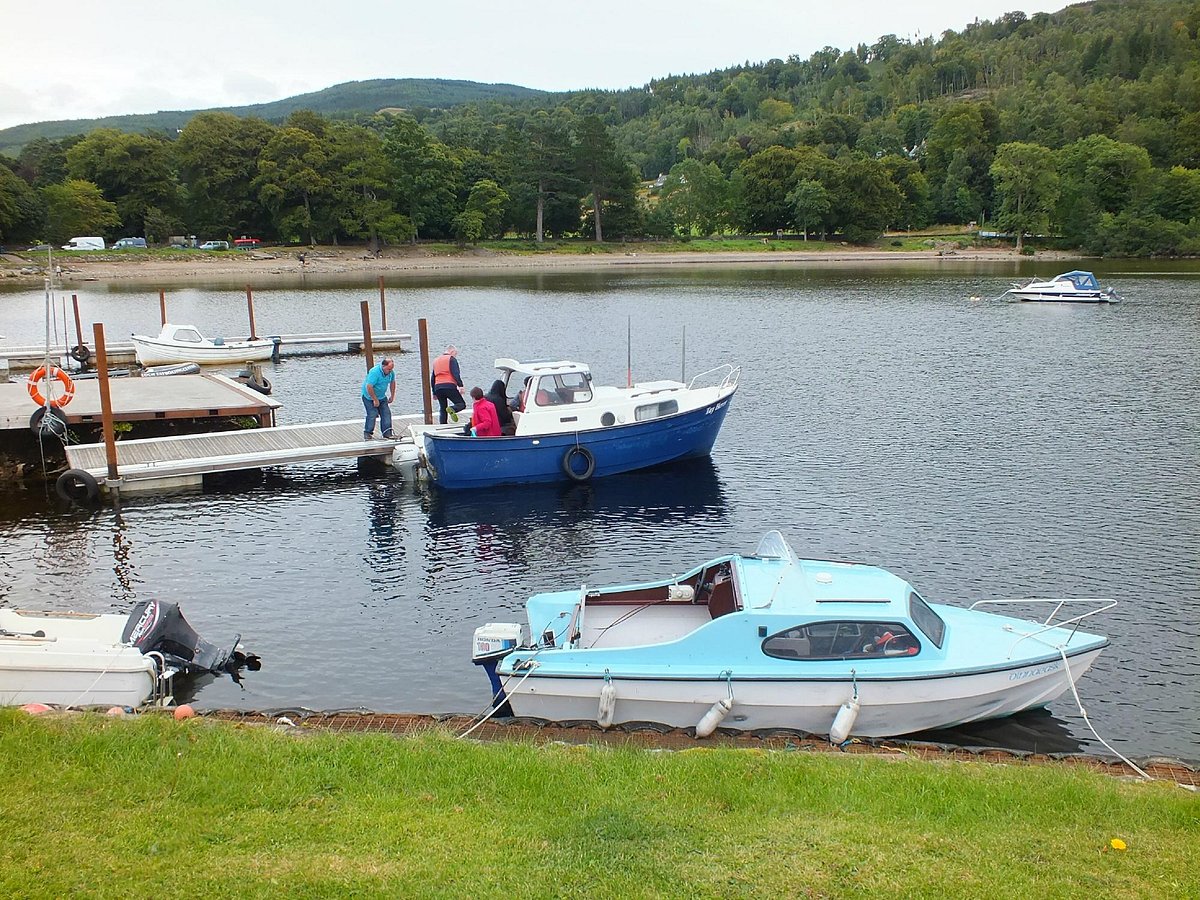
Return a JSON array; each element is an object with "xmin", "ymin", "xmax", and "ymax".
[
  {"xmin": 911, "ymin": 709, "xmax": 1084, "ymax": 756},
  {"xmin": 420, "ymin": 456, "xmax": 728, "ymax": 530}
]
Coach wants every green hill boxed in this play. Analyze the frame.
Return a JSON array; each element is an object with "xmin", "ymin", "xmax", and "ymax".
[{"xmin": 0, "ymin": 78, "xmax": 548, "ymax": 155}]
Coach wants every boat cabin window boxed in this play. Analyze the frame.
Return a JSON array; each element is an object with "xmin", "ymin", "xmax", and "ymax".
[
  {"xmin": 908, "ymin": 592, "xmax": 945, "ymax": 648},
  {"xmin": 634, "ymin": 399, "xmax": 679, "ymax": 421},
  {"xmin": 762, "ymin": 621, "xmax": 920, "ymax": 660},
  {"xmin": 171, "ymin": 328, "xmax": 203, "ymax": 343},
  {"xmin": 534, "ymin": 373, "xmax": 592, "ymax": 406}
]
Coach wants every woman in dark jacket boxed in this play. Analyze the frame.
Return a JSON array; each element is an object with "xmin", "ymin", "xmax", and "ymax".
[{"xmin": 485, "ymin": 379, "xmax": 515, "ymax": 434}]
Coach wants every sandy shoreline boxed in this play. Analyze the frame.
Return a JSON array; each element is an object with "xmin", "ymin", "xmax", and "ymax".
[{"xmin": 1, "ymin": 244, "xmax": 1076, "ymax": 285}]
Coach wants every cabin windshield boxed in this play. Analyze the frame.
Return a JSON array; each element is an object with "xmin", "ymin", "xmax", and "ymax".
[
  {"xmin": 172, "ymin": 328, "xmax": 203, "ymax": 343},
  {"xmin": 1062, "ymin": 271, "xmax": 1099, "ymax": 290},
  {"xmin": 534, "ymin": 373, "xmax": 592, "ymax": 406},
  {"xmin": 908, "ymin": 592, "xmax": 945, "ymax": 648}
]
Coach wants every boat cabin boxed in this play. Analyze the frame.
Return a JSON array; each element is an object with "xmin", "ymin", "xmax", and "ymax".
[
  {"xmin": 527, "ymin": 533, "xmax": 947, "ymax": 661},
  {"xmin": 1051, "ymin": 271, "xmax": 1100, "ymax": 290},
  {"xmin": 493, "ymin": 357, "xmax": 690, "ymax": 437}
]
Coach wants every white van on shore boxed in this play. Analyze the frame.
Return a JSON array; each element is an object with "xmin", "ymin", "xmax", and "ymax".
[{"xmin": 61, "ymin": 236, "xmax": 106, "ymax": 251}]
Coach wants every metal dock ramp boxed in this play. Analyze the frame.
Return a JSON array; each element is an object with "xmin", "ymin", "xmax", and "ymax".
[{"xmin": 64, "ymin": 416, "xmax": 423, "ymax": 491}]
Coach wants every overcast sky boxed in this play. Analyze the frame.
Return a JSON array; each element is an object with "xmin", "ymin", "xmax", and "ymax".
[{"xmin": 0, "ymin": 1, "xmax": 1065, "ymax": 131}]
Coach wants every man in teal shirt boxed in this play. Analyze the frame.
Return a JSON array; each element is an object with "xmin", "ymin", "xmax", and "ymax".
[{"xmin": 362, "ymin": 357, "xmax": 396, "ymax": 439}]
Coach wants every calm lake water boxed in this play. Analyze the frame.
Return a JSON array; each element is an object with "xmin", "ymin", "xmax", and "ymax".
[{"xmin": 1, "ymin": 258, "xmax": 1197, "ymax": 761}]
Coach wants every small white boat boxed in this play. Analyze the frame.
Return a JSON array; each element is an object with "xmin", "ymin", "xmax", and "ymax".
[
  {"xmin": 132, "ymin": 324, "xmax": 278, "ymax": 366},
  {"xmin": 1007, "ymin": 271, "xmax": 1120, "ymax": 303},
  {"xmin": 0, "ymin": 600, "xmax": 258, "ymax": 708},
  {"xmin": 472, "ymin": 532, "xmax": 1112, "ymax": 740}
]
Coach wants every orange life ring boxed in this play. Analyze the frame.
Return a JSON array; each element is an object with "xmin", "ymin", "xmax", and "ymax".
[{"xmin": 27, "ymin": 365, "xmax": 75, "ymax": 409}]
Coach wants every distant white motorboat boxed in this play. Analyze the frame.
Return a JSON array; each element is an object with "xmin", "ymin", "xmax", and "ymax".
[
  {"xmin": 0, "ymin": 601, "xmax": 258, "ymax": 708},
  {"xmin": 132, "ymin": 324, "xmax": 278, "ymax": 366},
  {"xmin": 1007, "ymin": 271, "xmax": 1120, "ymax": 303}
]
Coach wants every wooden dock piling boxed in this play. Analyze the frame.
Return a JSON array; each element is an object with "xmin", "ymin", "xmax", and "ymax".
[
  {"xmin": 246, "ymin": 286, "xmax": 258, "ymax": 339},
  {"xmin": 378, "ymin": 276, "xmax": 388, "ymax": 331},
  {"xmin": 418, "ymin": 318, "xmax": 432, "ymax": 425},
  {"xmin": 92, "ymin": 323, "xmax": 119, "ymax": 481},
  {"xmin": 359, "ymin": 301, "xmax": 374, "ymax": 370}
]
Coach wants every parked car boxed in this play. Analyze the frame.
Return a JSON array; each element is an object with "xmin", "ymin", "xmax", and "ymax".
[
  {"xmin": 233, "ymin": 237, "xmax": 262, "ymax": 249},
  {"xmin": 198, "ymin": 240, "xmax": 230, "ymax": 251},
  {"xmin": 112, "ymin": 237, "xmax": 148, "ymax": 249},
  {"xmin": 61, "ymin": 237, "xmax": 106, "ymax": 251}
]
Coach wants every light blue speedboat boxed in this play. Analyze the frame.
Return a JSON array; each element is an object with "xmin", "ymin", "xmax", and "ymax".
[{"xmin": 472, "ymin": 532, "xmax": 1112, "ymax": 740}]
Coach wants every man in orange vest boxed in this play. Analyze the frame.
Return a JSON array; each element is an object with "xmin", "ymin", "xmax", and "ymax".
[{"xmin": 430, "ymin": 344, "xmax": 466, "ymax": 424}]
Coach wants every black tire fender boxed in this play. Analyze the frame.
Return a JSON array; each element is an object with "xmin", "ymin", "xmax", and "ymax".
[
  {"xmin": 561, "ymin": 446, "xmax": 596, "ymax": 482},
  {"xmin": 56, "ymin": 468, "xmax": 99, "ymax": 503},
  {"xmin": 70, "ymin": 344, "xmax": 91, "ymax": 364}
]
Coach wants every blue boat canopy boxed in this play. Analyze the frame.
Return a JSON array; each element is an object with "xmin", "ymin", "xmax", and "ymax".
[{"xmin": 1055, "ymin": 271, "xmax": 1099, "ymax": 290}]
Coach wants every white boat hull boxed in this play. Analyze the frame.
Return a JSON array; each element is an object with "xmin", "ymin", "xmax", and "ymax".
[
  {"xmin": 0, "ymin": 610, "xmax": 159, "ymax": 707},
  {"xmin": 502, "ymin": 649, "xmax": 1103, "ymax": 737},
  {"xmin": 133, "ymin": 338, "xmax": 275, "ymax": 366},
  {"xmin": 1010, "ymin": 290, "xmax": 1112, "ymax": 303}
]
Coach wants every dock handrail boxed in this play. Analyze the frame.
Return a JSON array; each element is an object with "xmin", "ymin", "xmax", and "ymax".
[
  {"xmin": 968, "ymin": 597, "xmax": 1116, "ymax": 655},
  {"xmin": 688, "ymin": 364, "xmax": 740, "ymax": 392}
]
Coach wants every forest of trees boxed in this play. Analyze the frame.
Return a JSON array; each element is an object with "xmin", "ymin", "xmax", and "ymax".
[{"xmin": 2, "ymin": 0, "xmax": 1200, "ymax": 256}]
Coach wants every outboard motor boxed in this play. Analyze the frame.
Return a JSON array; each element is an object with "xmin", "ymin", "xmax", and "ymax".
[
  {"xmin": 122, "ymin": 600, "xmax": 261, "ymax": 682},
  {"xmin": 472, "ymin": 623, "xmax": 522, "ymax": 715}
]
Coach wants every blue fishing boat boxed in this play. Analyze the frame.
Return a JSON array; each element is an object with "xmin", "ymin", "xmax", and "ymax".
[
  {"xmin": 471, "ymin": 532, "xmax": 1112, "ymax": 740},
  {"xmin": 411, "ymin": 358, "xmax": 738, "ymax": 489}
]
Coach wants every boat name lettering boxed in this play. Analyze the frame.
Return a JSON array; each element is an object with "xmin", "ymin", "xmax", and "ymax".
[
  {"xmin": 706, "ymin": 399, "xmax": 729, "ymax": 416},
  {"xmin": 1009, "ymin": 661, "xmax": 1061, "ymax": 681}
]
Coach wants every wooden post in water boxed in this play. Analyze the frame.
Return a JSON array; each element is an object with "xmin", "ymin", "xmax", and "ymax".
[
  {"xmin": 158, "ymin": 290, "xmax": 167, "ymax": 327},
  {"xmin": 418, "ymin": 318, "xmax": 432, "ymax": 425},
  {"xmin": 71, "ymin": 295, "xmax": 84, "ymax": 366},
  {"xmin": 245, "ymin": 286, "xmax": 257, "ymax": 339},
  {"xmin": 359, "ymin": 300, "xmax": 374, "ymax": 370},
  {"xmin": 378, "ymin": 276, "xmax": 388, "ymax": 331},
  {"xmin": 92, "ymin": 323, "xmax": 119, "ymax": 481}
]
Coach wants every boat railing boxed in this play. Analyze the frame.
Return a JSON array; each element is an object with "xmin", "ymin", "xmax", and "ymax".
[
  {"xmin": 968, "ymin": 597, "xmax": 1116, "ymax": 654},
  {"xmin": 687, "ymin": 364, "xmax": 740, "ymax": 393},
  {"xmin": 566, "ymin": 583, "xmax": 587, "ymax": 649}
]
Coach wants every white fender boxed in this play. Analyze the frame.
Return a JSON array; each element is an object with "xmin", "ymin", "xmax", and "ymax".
[
  {"xmin": 695, "ymin": 696, "xmax": 733, "ymax": 738},
  {"xmin": 597, "ymin": 681, "xmax": 617, "ymax": 729},
  {"xmin": 829, "ymin": 696, "xmax": 861, "ymax": 744}
]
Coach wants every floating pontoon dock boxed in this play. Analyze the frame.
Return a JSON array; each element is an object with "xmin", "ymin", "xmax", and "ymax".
[
  {"xmin": 0, "ymin": 373, "xmax": 279, "ymax": 433},
  {"xmin": 63, "ymin": 416, "xmax": 424, "ymax": 492},
  {"xmin": 0, "ymin": 331, "xmax": 411, "ymax": 371}
]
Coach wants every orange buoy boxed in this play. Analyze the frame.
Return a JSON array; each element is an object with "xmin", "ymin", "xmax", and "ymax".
[
  {"xmin": 173, "ymin": 704, "xmax": 195, "ymax": 720},
  {"xmin": 20, "ymin": 702, "xmax": 53, "ymax": 715},
  {"xmin": 27, "ymin": 365, "xmax": 75, "ymax": 409}
]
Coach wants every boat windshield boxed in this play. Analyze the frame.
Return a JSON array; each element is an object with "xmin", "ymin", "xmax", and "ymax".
[
  {"xmin": 1061, "ymin": 271, "xmax": 1099, "ymax": 290},
  {"xmin": 753, "ymin": 531, "xmax": 798, "ymax": 564}
]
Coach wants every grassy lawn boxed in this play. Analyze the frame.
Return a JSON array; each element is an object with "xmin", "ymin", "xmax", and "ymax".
[{"xmin": 0, "ymin": 711, "xmax": 1195, "ymax": 898}]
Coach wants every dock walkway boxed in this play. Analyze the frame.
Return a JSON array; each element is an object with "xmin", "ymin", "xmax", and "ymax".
[
  {"xmin": 64, "ymin": 416, "xmax": 424, "ymax": 491},
  {"xmin": 1, "ymin": 331, "xmax": 411, "ymax": 370}
]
